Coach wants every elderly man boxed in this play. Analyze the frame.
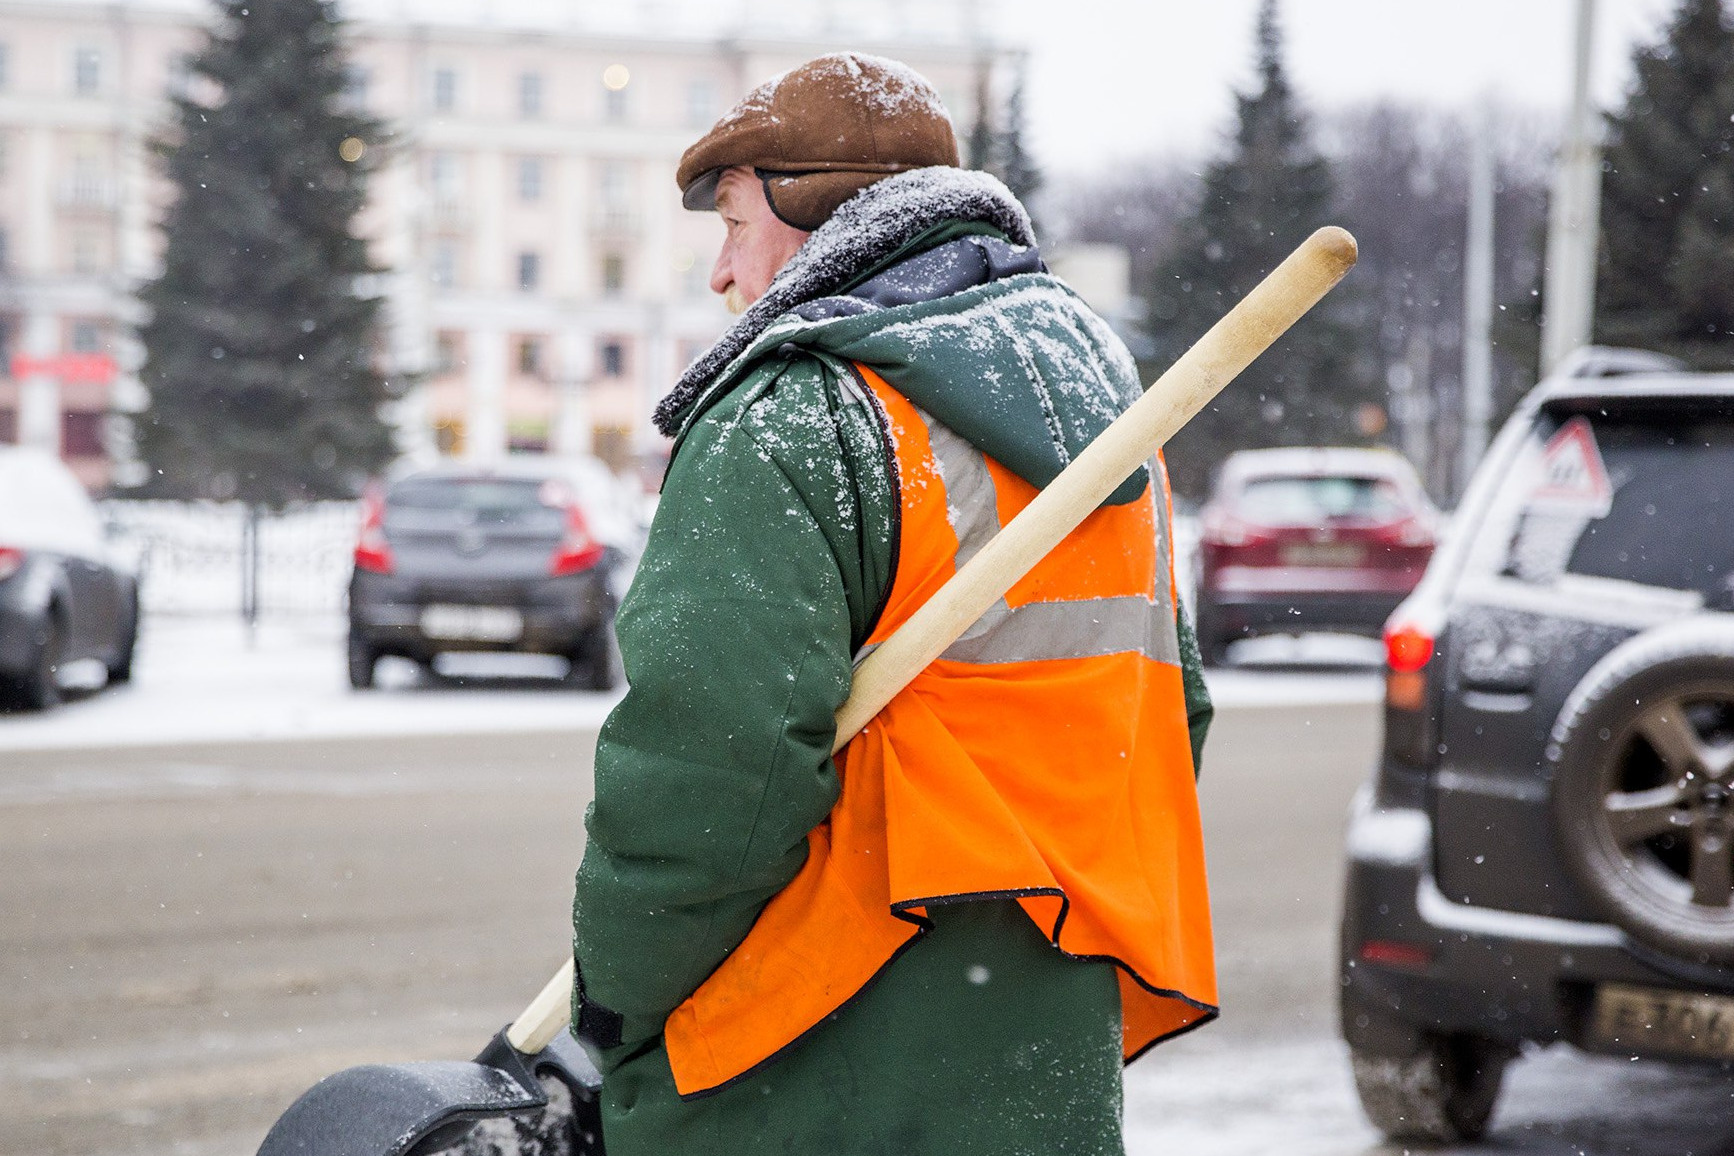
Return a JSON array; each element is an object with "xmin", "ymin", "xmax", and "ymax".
[{"xmin": 572, "ymin": 53, "xmax": 1216, "ymax": 1155}]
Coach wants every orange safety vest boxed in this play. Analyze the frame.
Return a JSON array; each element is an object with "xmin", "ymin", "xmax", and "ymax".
[{"xmin": 663, "ymin": 364, "xmax": 1216, "ymax": 1098}]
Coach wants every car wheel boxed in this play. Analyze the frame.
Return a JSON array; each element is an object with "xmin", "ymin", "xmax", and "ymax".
[
  {"xmin": 1192, "ymin": 595, "xmax": 1231, "ymax": 667},
  {"xmin": 347, "ymin": 634, "xmax": 379, "ymax": 690},
  {"xmin": 568, "ymin": 627, "xmax": 618, "ymax": 692},
  {"xmin": 1551, "ymin": 619, "xmax": 1734, "ymax": 961},
  {"xmin": 1349, "ymin": 1033, "xmax": 1510, "ymax": 1143},
  {"xmin": 16, "ymin": 613, "xmax": 65, "ymax": 711},
  {"xmin": 108, "ymin": 588, "xmax": 141, "ymax": 684}
]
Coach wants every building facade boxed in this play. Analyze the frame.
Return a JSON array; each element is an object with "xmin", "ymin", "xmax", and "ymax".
[{"xmin": 0, "ymin": 0, "xmax": 1001, "ymax": 489}]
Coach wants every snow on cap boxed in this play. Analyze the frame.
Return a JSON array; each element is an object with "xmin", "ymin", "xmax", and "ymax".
[{"xmin": 677, "ymin": 52, "xmax": 960, "ymax": 231}]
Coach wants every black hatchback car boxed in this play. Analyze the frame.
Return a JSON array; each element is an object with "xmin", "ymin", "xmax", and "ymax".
[
  {"xmin": 0, "ymin": 446, "xmax": 140, "ymax": 710},
  {"xmin": 346, "ymin": 458, "xmax": 637, "ymax": 690},
  {"xmin": 1339, "ymin": 348, "xmax": 1734, "ymax": 1142}
]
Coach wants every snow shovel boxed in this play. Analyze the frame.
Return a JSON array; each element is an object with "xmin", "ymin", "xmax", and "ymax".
[{"xmin": 254, "ymin": 225, "xmax": 1357, "ymax": 1156}]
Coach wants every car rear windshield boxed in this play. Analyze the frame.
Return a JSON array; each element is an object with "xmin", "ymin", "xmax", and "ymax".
[
  {"xmin": 1498, "ymin": 407, "xmax": 1734, "ymax": 602},
  {"xmin": 387, "ymin": 477, "xmax": 564, "ymax": 527},
  {"xmin": 1235, "ymin": 475, "xmax": 1410, "ymax": 525}
]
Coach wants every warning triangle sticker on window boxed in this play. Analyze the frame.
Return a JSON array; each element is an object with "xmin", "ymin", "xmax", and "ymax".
[{"xmin": 1528, "ymin": 415, "xmax": 1613, "ymax": 517}]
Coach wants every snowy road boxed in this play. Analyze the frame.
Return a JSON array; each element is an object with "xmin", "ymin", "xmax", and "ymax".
[
  {"xmin": 0, "ymin": 612, "xmax": 1383, "ymax": 753},
  {"xmin": 6, "ymin": 616, "xmax": 1730, "ymax": 1154}
]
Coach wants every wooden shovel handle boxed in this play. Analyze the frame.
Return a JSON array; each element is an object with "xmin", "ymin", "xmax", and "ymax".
[{"xmin": 509, "ymin": 225, "xmax": 1359, "ymax": 1056}]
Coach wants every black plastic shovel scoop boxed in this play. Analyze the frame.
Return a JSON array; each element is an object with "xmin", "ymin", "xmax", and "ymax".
[
  {"xmin": 252, "ymin": 227, "xmax": 1358, "ymax": 1156},
  {"xmin": 257, "ymin": 964, "xmax": 602, "ymax": 1156}
]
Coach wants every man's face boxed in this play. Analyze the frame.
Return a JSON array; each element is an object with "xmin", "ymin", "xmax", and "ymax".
[{"xmin": 710, "ymin": 167, "xmax": 810, "ymax": 313}]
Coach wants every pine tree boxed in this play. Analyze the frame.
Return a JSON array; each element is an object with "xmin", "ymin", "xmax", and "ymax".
[
  {"xmin": 1595, "ymin": 0, "xmax": 1734, "ymax": 366},
  {"xmin": 132, "ymin": 0, "xmax": 395, "ymax": 507},
  {"xmin": 1144, "ymin": 0, "xmax": 1378, "ymax": 499},
  {"xmin": 997, "ymin": 57, "xmax": 1042, "ymax": 211},
  {"xmin": 965, "ymin": 55, "xmax": 1042, "ymax": 230}
]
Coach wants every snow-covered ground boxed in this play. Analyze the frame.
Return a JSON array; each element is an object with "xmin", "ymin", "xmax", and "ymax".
[
  {"xmin": 0, "ymin": 611, "xmax": 1381, "ymax": 752},
  {"xmin": 0, "ymin": 613, "xmax": 621, "ymax": 752}
]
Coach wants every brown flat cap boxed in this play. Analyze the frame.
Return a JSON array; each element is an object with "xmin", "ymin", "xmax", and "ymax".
[{"xmin": 677, "ymin": 52, "xmax": 960, "ymax": 231}]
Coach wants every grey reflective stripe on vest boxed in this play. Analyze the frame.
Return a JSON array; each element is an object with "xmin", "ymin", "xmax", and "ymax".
[
  {"xmin": 852, "ymin": 404, "xmax": 1181, "ymax": 670},
  {"xmin": 922, "ymin": 413, "xmax": 1000, "ymax": 570},
  {"xmin": 941, "ymin": 593, "xmax": 1181, "ymax": 666}
]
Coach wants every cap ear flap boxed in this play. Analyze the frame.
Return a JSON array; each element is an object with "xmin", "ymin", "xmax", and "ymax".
[{"xmin": 759, "ymin": 169, "xmax": 889, "ymax": 231}]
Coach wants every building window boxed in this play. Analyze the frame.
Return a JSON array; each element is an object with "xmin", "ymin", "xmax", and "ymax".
[
  {"xmin": 431, "ymin": 67, "xmax": 457, "ymax": 113},
  {"xmin": 73, "ymin": 46, "xmax": 101, "ymax": 95},
  {"xmin": 599, "ymin": 338, "xmax": 626, "ymax": 378},
  {"xmin": 0, "ymin": 44, "xmax": 11, "ymax": 91},
  {"xmin": 686, "ymin": 79, "xmax": 715, "ymax": 126},
  {"xmin": 516, "ymin": 335, "xmax": 544, "ymax": 377},
  {"xmin": 599, "ymin": 160, "xmax": 629, "ymax": 203},
  {"xmin": 0, "ymin": 408, "xmax": 14, "ymax": 443},
  {"xmin": 69, "ymin": 229, "xmax": 104, "ymax": 275},
  {"xmin": 0, "ymin": 226, "xmax": 9, "ymax": 273},
  {"xmin": 519, "ymin": 71, "xmax": 543, "ymax": 119},
  {"xmin": 604, "ymin": 87, "xmax": 628, "ymax": 123},
  {"xmin": 430, "ymin": 240, "xmax": 458, "ymax": 289},
  {"xmin": 61, "ymin": 410, "xmax": 104, "ymax": 457},
  {"xmin": 69, "ymin": 319, "xmax": 104, "ymax": 353},
  {"xmin": 517, "ymin": 251, "xmax": 540, "ymax": 292},
  {"xmin": 428, "ymin": 152, "xmax": 460, "ymax": 203},
  {"xmin": 518, "ymin": 156, "xmax": 543, "ymax": 202},
  {"xmin": 69, "ymin": 154, "xmax": 106, "ymax": 205},
  {"xmin": 433, "ymin": 330, "xmax": 462, "ymax": 374},
  {"xmin": 601, "ymin": 253, "xmax": 625, "ymax": 297},
  {"xmin": 166, "ymin": 53, "xmax": 192, "ymax": 100},
  {"xmin": 342, "ymin": 65, "xmax": 369, "ymax": 110}
]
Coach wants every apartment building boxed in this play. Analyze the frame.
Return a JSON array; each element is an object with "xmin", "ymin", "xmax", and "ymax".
[{"xmin": 0, "ymin": 0, "xmax": 1001, "ymax": 487}]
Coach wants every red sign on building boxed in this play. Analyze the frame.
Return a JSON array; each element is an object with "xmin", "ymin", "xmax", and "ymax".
[{"xmin": 10, "ymin": 353, "xmax": 117, "ymax": 384}]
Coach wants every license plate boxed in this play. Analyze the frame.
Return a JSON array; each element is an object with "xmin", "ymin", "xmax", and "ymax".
[
  {"xmin": 1279, "ymin": 542, "xmax": 1366, "ymax": 567},
  {"xmin": 419, "ymin": 604, "xmax": 523, "ymax": 642},
  {"xmin": 1590, "ymin": 983, "xmax": 1734, "ymax": 1060}
]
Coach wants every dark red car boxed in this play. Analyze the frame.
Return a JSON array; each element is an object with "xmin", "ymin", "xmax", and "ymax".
[{"xmin": 1192, "ymin": 447, "xmax": 1438, "ymax": 664}]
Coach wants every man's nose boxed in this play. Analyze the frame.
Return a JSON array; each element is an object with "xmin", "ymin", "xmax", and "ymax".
[{"xmin": 709, "ymin": 243, "xmax": 734, "ymax": 296}]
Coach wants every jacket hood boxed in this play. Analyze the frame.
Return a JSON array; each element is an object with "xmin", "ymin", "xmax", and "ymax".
[{"xmin": 664, "ymin": 166, "xmax": 1148, "ymax": 504}]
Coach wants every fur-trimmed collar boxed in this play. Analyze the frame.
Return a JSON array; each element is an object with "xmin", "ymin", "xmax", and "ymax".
[{"xmin": 652, "ymin": 166, "xmax": 1035, "ymax": 436}]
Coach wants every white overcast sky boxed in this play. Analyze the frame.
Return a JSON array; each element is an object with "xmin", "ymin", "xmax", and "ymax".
[{"xmin": 998, "ymin": 0, "xmax": 1684, "ymax": 172}]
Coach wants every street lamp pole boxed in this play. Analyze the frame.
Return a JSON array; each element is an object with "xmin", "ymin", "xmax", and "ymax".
[{"xmin": 1540, "ymin": 0, "xmax": 1601, "ymax": 377}]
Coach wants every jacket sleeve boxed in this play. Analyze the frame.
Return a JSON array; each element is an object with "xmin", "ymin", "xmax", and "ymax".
[
  {"xmin": 571, "ymin": 362, "xmax": 876, "ymax": 1059},
  {"xmin": 1176, "ymin": 601, "xmax": 1213, "ymax": 779}
]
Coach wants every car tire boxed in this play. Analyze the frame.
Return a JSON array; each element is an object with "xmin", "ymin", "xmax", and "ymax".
[
  {"xmin": 1192, "ymin": 594, "xmax": 1231, "ymax": 667},
  {"xmin": 1550, "ymin": 618, "xmax": 1734, "ymax": 961},
  {"xmin": 347, "ymin": 634, "xmax": 379, "ymax": 691},
  {"xmin": 15, "ymin": 612, "xmax": 65, "ymax": 711},
  {"xmin": 1348, "ymin": 1033, "xmax": 1510, "ymax": 1144},
  {"xmin": 568, "ymin": 627, "xmax": 618, "ymax": 692},
  {"xmin": 108, "ymin": 588, "xmax": 140, "ymax": 684}
]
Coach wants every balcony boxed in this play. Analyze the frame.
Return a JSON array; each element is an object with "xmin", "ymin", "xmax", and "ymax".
[
  {"xmin": 589, "ymin": 204, "xmax": 641, "ymax": 238},
  {"xmin": 56, "ymin": 178, "xmax": 118, "ymax": 211}
]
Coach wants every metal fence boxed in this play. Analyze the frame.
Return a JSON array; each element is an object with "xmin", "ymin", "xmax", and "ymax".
[{"xmin": 101, "ymin": 500, "xmax": 358, "ymax": 618}]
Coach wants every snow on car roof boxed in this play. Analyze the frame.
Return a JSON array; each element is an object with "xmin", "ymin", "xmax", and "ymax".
[
  {"xmin": 1217, "ymin": 446, "xmax": 1422, "ymax": 483},
  {"xmin": 1536, "ymin": 371, "xmax": 1734, "ymax": 408}
]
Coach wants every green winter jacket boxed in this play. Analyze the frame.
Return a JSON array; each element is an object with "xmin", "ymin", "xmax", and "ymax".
[{"xmin": 573, "ymin": 170, "xmax": 1212, "ymax": 1156}]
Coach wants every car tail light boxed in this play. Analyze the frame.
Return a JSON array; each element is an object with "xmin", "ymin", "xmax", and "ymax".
[
  {"xmin": 1385, "ymin": 621, "xmax": 1434, "ymax": 674},
  {"xmin": 1384, "ymin": 618, "xmax": 1439, "ymax": 766},
  {"xmin": 0, "ymin": 546, "xmax": 23, "ymax": 581},
  {"xmin": 1376, "ymin": 515, "xmax": 1435, "ymax": 549},
  {"xmin": 353, "ymin": 486, "xmax": 394, "ymax": 575},
  {"xmin": 1357, "ymin": 939, "xmax": 1433, "ymax": 970},
  {"xmin": 1202, "ymin": 511, "xmax": 1261, "ymax": 547},
  {"xmin": 550, "ymin": 501, "xmax": 605, "ymax": 576}
]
